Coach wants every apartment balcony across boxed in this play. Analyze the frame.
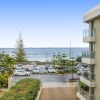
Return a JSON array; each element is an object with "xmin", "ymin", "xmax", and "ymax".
[
  {"xmin": 80, "ymin": 73, "xmax": 96, "ymax": 87},
  {"xmin": 82, "ymin": 51, "xmax": 95, "ymax": 64},
  {"xmin": 77, "ymin": 86, "xmax": 95, "ymax": 100},
  {"xmin": 83, "ymin": 29, "xmax": 95, "ymax": 43}
]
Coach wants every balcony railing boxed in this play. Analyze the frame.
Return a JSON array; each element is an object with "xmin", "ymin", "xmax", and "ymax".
[
  {"xmin": 77, "ymin": 86, "xmax": 89, "ymax": 100},
  {"xmin": 83, "ymin": 29, "xmax": 95, "ymax": 38},
  {"xmin": 82, "ymin": 50, "xmax": 95, "ymax": 59},
  {"xmin": 77, "ymin": 86, "xmax": 95, "ymax": 100},
  {"xmin": 91, "ymin": 73, "xmax": 95, "ymax": 81},
  {"xmin": 82, "ymin": 72, "xmax": 95, "ymax": 81},
  {"xmin": 91, "ymin": 95, "xmax": 95, "ymax": 100}
]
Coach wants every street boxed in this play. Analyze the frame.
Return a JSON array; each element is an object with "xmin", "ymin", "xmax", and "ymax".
[
  {"xmin": 13, "ymin": 74, "xmax": 80, "ymax": 83},
  {"xmin": 13, "ymin": 66, "xmax": 80, "ymax": 83}
]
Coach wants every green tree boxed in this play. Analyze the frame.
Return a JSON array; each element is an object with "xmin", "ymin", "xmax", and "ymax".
[
  {"xmin": 0, "ymin": 53, "xmax": 16, "ymax": 88},
  {"xmin": 15, "ymin": 33, "xmax": 27, "ymax": 62},
  {"xmin": 76, "ymin": 56, "xmax": 82, "ymax": 62},
  {"xmin": 51, "ymin": 52, "xmax": 68, "ymax": 74},
  {"xmin": 0, "ymin": 54, "xmax": 16, "ymax": 76},
  {"xmin": 68, "ymin": 59, "xmax": 77, "ymax": 80},
  {"xmin": 51, "ymin": 53, "xmax": 57, "ymax": 68}
]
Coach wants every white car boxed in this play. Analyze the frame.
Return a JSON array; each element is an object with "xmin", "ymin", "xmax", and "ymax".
[
  {"xmin": 48, "ymin": 67, "xmax": 56, "ymax": 73},
  {"xmin": 33, "ymin": 67, "xmax": 40, "ymax": 73},
  {"xmin": 15, "ymin": 67, "xmax": 23, "ymax": 70},
  {"xmin": 14, "ymin": 70, "xmax": 30, "ymax": 76},
  {"xmin": 25, "ymin": 65, "xmax": 34, "ymax": 71}
]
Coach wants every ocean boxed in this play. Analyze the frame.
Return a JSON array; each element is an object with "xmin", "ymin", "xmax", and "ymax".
[{"xmin": 0, "ymin": 48, "xmax": 88, "ymax": 61}]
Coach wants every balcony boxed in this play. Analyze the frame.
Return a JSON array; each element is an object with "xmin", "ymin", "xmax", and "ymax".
[
  {"xmin": 80, "ymin": 73, "xmax": 96, "ymax": 87},
  {"xmin": 77, "ymin": 86, "xmax": 95, "ymax": 100},
  {"xmin": 81, "ymin": 72, "xmax": 95, "ymax": 81},
  {"xmin": 82, "ymin": 51, "xmax": 95, "ymax": 64},
  {"xmin": 83, "ymin": 29, "xmax": 95, "ymax": 43}
]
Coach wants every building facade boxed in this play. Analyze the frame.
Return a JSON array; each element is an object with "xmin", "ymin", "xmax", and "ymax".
[{"xmin": 77, "ymin": 4, "xmax": 100, "ymax": 100}]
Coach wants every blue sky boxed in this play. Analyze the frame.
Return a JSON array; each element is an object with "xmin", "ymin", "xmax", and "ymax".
[{"xmin": 0, "ymin": 0, "xmax": 99, "ymax": 48}]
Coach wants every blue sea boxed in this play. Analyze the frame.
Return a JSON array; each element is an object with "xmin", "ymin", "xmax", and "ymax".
[{"xmin": 0, "ymin": 48, "xmax": 88, "ymax": 61}]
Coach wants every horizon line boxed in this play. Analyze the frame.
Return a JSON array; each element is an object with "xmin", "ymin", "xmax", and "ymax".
[{"xmin": 0, "ymin": 47, "xmax": 88, "ymax": 48}]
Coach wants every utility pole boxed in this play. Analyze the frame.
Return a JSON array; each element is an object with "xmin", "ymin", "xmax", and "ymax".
[
  {"xmin": 70, "ymin": 41, "xmax": 73, "ymax": 80},
  {"xmin": 46, "ymin": 52, "xmax": 48, "ymax": 62},
  {"xmin": 46, "ymin": 52, "xmax": 48, "ymax": 64},
  {"xmin": 70, "ymin": 41, "xmax": 71, "ymax": 60}
]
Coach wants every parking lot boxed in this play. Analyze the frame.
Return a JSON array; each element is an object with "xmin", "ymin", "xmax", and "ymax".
[
  {"xmin": 13, "ymin": 64, "xmax": 80, "ymax": 83},
  {"xmin": 13, "ymin": 73, "xmax": 80, "ymax": 83}
]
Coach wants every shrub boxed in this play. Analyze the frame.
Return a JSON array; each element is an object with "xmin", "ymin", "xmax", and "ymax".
[
  {"xmin": 0, "ymin": 74, "xmax": 9, "ymax": 88},
  {"xmin": 0, "ymin": 78, "xmax": 41, "ymax": 100}
]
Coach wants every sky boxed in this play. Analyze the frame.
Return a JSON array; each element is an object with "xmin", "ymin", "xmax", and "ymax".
[{"xmin": 0, "ymin": 0, "xmax": 99, "ymax": 48}]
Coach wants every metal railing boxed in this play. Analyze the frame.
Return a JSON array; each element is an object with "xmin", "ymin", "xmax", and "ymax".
[
  {"xmin": 83, "ymin": 28, "xmax": 95, "ymax": 38},
  {"xmin": 82, "ymin": 50, "xmax": 95, "ymax": 59},
  {"xmin": 77, "ymin": 86, "xmax": 95, "ymax": 100},
  {"xmin": 77, "ymin": 86, "xmax": 90, "ymax": 100}
]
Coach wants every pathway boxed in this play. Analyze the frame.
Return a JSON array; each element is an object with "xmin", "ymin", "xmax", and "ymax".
[{"xmin": 39, "ymin": 87, "xmax": 79, "ymax": 100}]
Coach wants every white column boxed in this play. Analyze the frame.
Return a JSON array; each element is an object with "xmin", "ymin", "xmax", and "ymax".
[{"xmin": 8, "ymin": 76, "xmax": 13, "ymax": 88}]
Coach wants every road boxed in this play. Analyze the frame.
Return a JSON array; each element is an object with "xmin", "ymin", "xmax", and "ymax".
[
  {"xmin": 13, "ymin": 66, "xmax": 80, "ymax": 83},
  {"xmin": 13, "ymin": 74, "xmax": 80, "ymax": 83}
]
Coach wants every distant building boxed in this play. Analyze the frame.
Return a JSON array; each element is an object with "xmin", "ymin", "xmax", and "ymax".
[{"xmin": 77, "ymin": 4, "xmax": 100, "ymax": 100}]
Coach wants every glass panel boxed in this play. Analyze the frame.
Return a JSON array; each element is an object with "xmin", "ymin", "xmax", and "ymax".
[
  {"xmin": 91, "ymin": 65, "xmax": 95, "ymax": 81},
  {"xmin": 82, "ymin": 50, "xmax": 95, "ymax": 59},
  {"xmin": 91, "ymin": 21, "xmax": 94, "ymax": 36},
  {"xmin": 91, "ymin": 65, "xmax": 94, "ymax": 73},
  {"xmin": 77, "ymin": 84, "xmax": 95, "ymax": 100},
  {"xmin": 91, "ymin": 43, "xmax": 95, "ymax": 51},
  {"xmin": 83, "ymin": 28, "xmax": 95, "ymax": 37},
  {"xmin": 91, "ymin": 88, "xmax": 94, "ymax": 95}
]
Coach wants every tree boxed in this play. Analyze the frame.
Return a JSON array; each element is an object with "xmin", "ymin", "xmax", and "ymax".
[
  {"xmin": 0, "ymin": 54, "xmax": 16, "ymax": 76},
  {"xmin": 15, "ymin": 33, "xmax": 27, "ymax": 62},
  {"xmin": 0, "ymin": 53, "xmax": 16, "ymax": 88},
  {"xmin": 68, "ymin": 59, "xmax": 77, "ymax": 80},
  {"xmin": 51, "ymin": 52, "xmax": 68, "ymax": 74},
  {"xmin": 76, "ymin": 56, "xmax": 82, "ymax": 62}
]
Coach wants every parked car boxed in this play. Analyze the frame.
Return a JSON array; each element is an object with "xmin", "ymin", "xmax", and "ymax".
[
  {"xmin": 48, "ymin": 67, "xmax": 56, "ymax": 73},
  {"xmin": 77, "ymin": 69, "xmax": 85, "ymax": 75},
  {"xmin": 15, "ymin": 66, "xmax": 23, "ymax": 70},
  {"xmin": 45, "ymin": 64, "xmax": 50, "ymax": 70},
  {"xmin": 75, "ymin": 64, "xmax": 82, "ymax": 68},
  {"xmin": 25, "ymin": 65, "xmax": 34, "ymax": 71},
  {"xmin": 14, "ymin": 70, "xmax": 30, "ymax": 76},
  {"xmin": 77, "ymin": 66, "xmax": 89, "ymax": 74},
  {"xmin": 82, "ymin": 64, "xmax": 88, "ymax": 68},
  {"xmin": 78, "ymin": 66, "xmax": 85, "ymax": 71},
  {"xmin": 33, "ymin": 67, "xmax": 40, "ymax": 73}
]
